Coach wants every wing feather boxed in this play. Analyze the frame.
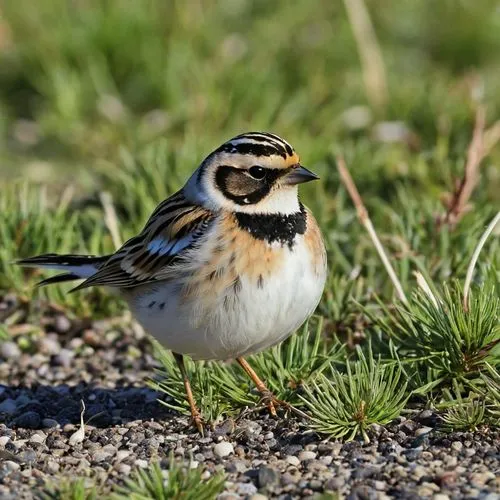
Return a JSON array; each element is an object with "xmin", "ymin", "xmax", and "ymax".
[{"xmin": 72, "ymin": 191, "xmax": 214, "ymax": 290}]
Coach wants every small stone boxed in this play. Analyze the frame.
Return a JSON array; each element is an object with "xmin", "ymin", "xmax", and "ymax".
[
  {"xmin": 1, "ymin": 342, "xmax": 21, "ymax": 360},
  {"xmin": 13, "ymin": 411, "xmax": 41, "ymax": 429},
  {"xmin": 214, "ymin": 441, "xmax": 234, "ymax": 458},
  {"xmin": 374, "ymin": 481, "xmax": 386, "ymax": 491},
  {"xmin": 285, "ymin": 455, "xmax": 300, "ymax": 467},
  {"xmin": 471, "ymin": 471, "xmax": 495, "ymax": 486},
  {"xmin": 418, "ymin": 486, "xmax": 436, "ymax": 497},
  {"xmin": 258, "ymin": 466, "xmax": 279, "ymax": 488},
  {"xmin": 412, "ymin": 465, "xmax": 427, "ymax": 480},
  {"xmin": 309, "ymin": 479, "xmax": 323, "ymax": 491},
  {"xmin": 29, "ymin": 432, "xmax": 46, "ymax": 444},
  {"xmin": 237, "ymin": 483, "xmax": 257, "ymax": 496},
  {"xmin": 464, "ymin": 448, "xmax": 476, "ymax": 457},
  {"xmin": 415, "ymin": 426, "xmax": 433, "ymax": 437},
  {"xmin": 3, "ymin": 461, "xmax": 20, "ymax": 472},
  {"xmin": 42, "ymin": 419, "xmax": 60, "ymax": 429},
  {"xmin": 451, "ymin": 441, "xmax": 462, "ymax": 452},
  {"xmin": 116, "ymin": 463, "xmax": 132, "ymax": 475},
  {"xmin": 115, "ymin": 450, "xmax": 131, "ymax": 462},
  {"xmin": 298, "ymin": 450, "xmax": 316, "ymax": 461},
  {"xmin": 47, "ymin": 460, "xmax": 60, "ymax": 473},
  {"xmin": 0, "ymin": 436, "xmax": 10, "ymax": 447},
  {"xmin": 92, "ymin": 450, "xmax": 113, "ymax": 463},
  {"xmin": 38, "ymin": 337, "xmax": 61, "ymax": 355},
  {"xmin": 53, "ymin": 349, "xmax": 74, "ymax": 368},
  {"xmin": 0, "ymin": 399, "xmax": 16, "ymax": 414},
  {"xmin": 433, "ymin": 495, "xmax": 450, "ymax": 500},
  {"xmin": 135, "ymin": 459, "xmax": 148, "ymax": 468},
  {"xmin": 20, "ymin": 449, "xmax": 37, "ymax": 464},
  {"xmin": 54, "ymin": 315, "xmax": 72, "ymax": 333},
  {"xmin": 250, "ymin": 495, "xmax": 268, "ymax": 500}
]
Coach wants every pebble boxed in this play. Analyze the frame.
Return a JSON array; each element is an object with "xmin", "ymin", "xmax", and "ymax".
[
  {"xmin": 134, "ymin": 459, "xmax": 148, "ymax": 468},
  {"xmin": 29, "ymin": 432, "xmax": 46, "ymax": 444},
  {"xmin": 298, "ymin": 451, "xmax": 316, "ymax": 461},
  {"xmin": 115, "ymin": 450, "xmax": 131, "ymax": 462},
  {"xmin": 3, "ymin": 461, "xmax": 20, "ymax": 472},
  {"xmin": 214, "ymin": 441, "xmax": 234, "ymax": 458},
  {"xmin": 116, "ymin": 463, "xmax": 132, "ymax": 475},
  {"xmin": 92, "ymin": 450, "xmax": 113, "ymax": 463},
  {"xmin": 1, "ymin": 342, "xmax": 21, "ymax": 360},
  {"xmin": 54, "ymin": 315, "xmax": 72, "ymax": 333},
  {"xmin": 285, "ymin": 455, "xmax": 300, "ymax": 467},
  {"xmin": 0, "ymin": 399, "xmax": 17, "ymax": 414},
  {"xmin": 433, "ymin": 495, "xmax": 450, "ymax": 500},
  {"xmin": 415, "ymin": 426, "xmax": 433, "ymax": 437},
  {"xmin": 12, "ymin": 411, "xmax": 41, "ymax": 429},
  {"xmin": 0, "ymin": 436, "xmax": 10, "ymax": 447},
  {"xmin": 47, "ymin": 460, "xmax": 60, "ymax": 473},
  {"xmin": 237, "ymin": 483, "xmax": 257, "ymax": 496},
  {"xmin": 41, "ymin": 418, "xmax": 60, "ymax": 429},
  {"xmin": 451, "ymin": 441, "xmax": 463, "ymax": 452},
  {"xmin": 258, "ymin": 466, "xmax": 280, "ymax": 488},
  {"xmin": 250, "ymin": 495, "xmax": 268, "ymax": 500}
]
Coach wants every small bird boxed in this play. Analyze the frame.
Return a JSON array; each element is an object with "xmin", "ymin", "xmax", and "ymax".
[{"xmin": 17, "ymin": 132, "xmax": 327, "ymax": 432}]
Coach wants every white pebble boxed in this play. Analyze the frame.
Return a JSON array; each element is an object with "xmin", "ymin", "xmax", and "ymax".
[
  {"xmin": 135, "ymin": 459, "xmax": 148, "ymax": 468},
  {"xmin": 214, "ymin": 441, "xmax": 234, "ymax": 458},
  {"xmin": 4, "ymin": 461, "xmax": 20, "ymax": 472},
  {"xmin": 116, "ymin": 463, "xmax": 131, "ymax": 475},
  {"xmin": 115, "ymin": 450, "xmax": 131, "ymax": 462},
  {"xmin": 285, "ymin": 455, "xmax": 300, "ymax": 467},
  {"xmin": 298, "ymin": 450, "xmax": 317, "ymax": 461},
  {"xmin": 47, "ymin": 460, "xmax": 60, "ymax": 474},
  {"xmin": 30, "ymin": 432, "xmax": 46, "ymax": 444},
  {"xmin": 0, "ymin": 436, "xmax": 10, "ymax": 447}
]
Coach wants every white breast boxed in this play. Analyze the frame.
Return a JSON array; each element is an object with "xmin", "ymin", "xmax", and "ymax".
[{"xmin": 126, "ymin": 235, "xmax": 326, "ymax": 361}]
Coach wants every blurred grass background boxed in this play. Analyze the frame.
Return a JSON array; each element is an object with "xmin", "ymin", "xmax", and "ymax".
[{"xmin": 0, "ymin": 0, "xmax": 499, "ymax": 303}]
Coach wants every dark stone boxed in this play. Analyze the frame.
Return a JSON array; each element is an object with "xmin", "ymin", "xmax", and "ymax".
[
  {"xmin": 12, "ymin": 411, "xmax": 41, "ymax": 429},
  {"xmin": 258, "ymin": 466, "xmax": 280, "ymax": 488}
]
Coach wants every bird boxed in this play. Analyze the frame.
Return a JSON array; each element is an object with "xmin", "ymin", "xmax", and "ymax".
[{"xmin": 17, "ymin": 132, "xmax": 327, "ymax": 433}]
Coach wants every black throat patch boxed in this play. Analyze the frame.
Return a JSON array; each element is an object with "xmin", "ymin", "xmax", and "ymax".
[{"xmin": 235, "ymin": 203, "xmax": 307, "ymax": 248}]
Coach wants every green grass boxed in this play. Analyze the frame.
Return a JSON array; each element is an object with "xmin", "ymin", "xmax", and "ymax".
[
  {"xmin": 38, "ymin": 457, "xmax": 225, "ymax": 500},
  {"xmin": 110, "ymin": 458, "xmax": 225, "ymax": 500},
  {"xmin": 1, "ymin": 0, "xmax": 499, "ymax": 473}
]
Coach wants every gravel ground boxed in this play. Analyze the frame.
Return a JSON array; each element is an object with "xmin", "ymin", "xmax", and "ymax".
[{"xmin": 0, "ymin": 294, "xmax": 499, "ymax": 499}]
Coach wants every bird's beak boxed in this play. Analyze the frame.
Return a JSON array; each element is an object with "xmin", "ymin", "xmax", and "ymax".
[{"xmin": 284, "ymin": 165, "xmax": 320, "ymax": 185}]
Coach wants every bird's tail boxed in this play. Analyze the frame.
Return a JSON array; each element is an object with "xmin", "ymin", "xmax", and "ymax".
[{"xmin": 16, "ymin": 253, "xmax": 111, "ymax": 287}]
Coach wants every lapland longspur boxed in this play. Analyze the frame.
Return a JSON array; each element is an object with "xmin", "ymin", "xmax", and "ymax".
[{"xmin": 18, "ymin": 132, "xmax": 327, "ymax": 432}]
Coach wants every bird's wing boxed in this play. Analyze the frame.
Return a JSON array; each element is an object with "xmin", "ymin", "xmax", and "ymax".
[{"xmin": 72, "ymin": 191, "xmax": 214, "ymax": 290}]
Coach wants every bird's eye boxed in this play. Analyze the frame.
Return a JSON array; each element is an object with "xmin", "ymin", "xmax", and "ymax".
[{"xmin": 248, "ymin": 166, "xmax": 266, "ymax": 180}]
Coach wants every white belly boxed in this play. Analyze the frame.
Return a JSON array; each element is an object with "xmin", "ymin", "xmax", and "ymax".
[{"xmin": 125, "ymin": 237, "xmax": 326, "ymax": 360}]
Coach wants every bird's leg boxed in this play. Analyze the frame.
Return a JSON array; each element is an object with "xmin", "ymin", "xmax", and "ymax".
[
  {"xmin": 173, "ymin": 352, "xmax": 204, "ymax": 435},
  {"xmin": 237, "ymin": 357, "xmax": 286, "ymax": 416}
]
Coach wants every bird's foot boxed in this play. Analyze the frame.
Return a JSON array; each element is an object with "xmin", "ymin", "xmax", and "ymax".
[
  {"xmin": 190, "ymin": 407, "xmax": 205, "ymax": 436},
  {"xmin": 258, "ymin": 390, "xmax": 291, "ymax": 417}
]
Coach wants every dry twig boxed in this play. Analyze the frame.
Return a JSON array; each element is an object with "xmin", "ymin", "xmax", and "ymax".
[
  {"xmin": 440, "ymin": 106, "xmax": 500, "ymax": 228},
  {"xmin": 336, "ymin": 156, "xmax": 408, "ymax": 305}
]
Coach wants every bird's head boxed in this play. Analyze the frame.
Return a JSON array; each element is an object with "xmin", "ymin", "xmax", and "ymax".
[{"xmin": 185, "ymin": 132, "xmax": 319, "ymax": 214}]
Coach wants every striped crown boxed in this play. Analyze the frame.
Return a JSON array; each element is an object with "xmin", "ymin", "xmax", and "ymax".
[{"xmin": 214, "ymin": 132, "xmax": 297, "ymax": 165}]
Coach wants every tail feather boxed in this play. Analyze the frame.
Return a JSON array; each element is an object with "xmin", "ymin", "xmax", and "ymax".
[{"xmin": 17, "ymin": 253, "xmax": 111, "ymax": 287}]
